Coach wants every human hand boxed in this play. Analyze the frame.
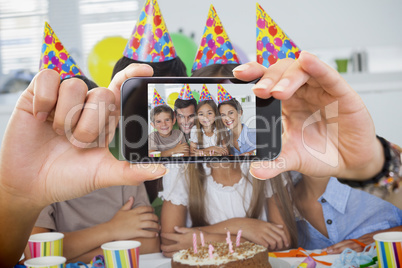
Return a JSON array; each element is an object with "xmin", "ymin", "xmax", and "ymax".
[
  {"xmin": 160, "ymin": 226, "xmax": 196, "ymax": 257},
  {"xmin": 0, "ymin": 65, "xmax": 167, "ymax": 208},
  {"xmin": 233, "ymin": 51, "xmax": 384, "ymax": 180},
  {"xmin": 174, "ymin": 142, "xmax": 190, "ymax": 154},
  {"xmin": 324, "ymin": 231, "xmax": 378, "ymax": 254},
  {"xmin": 208, "ymin": 146, "xmax": 228, "ymax": 156},
  {"xmin": 107, "ymin": 197, "xmax": 160, "ymax": 240}
]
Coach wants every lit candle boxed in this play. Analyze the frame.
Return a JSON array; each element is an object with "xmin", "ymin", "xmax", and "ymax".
[
  {"xmin": 236, "ymin": 229, "xmax": 242, "ymax": 247},
  {"xmin": 193, "ymin": 232, "xmax": 198, "ymax": 253},
  {"xmin": 200, "ymin": 231, "xmax": 205, "ymax": 247},
  {"xmin": 208, "ymin": 244, "xmax": 214, "ymax": 259}
]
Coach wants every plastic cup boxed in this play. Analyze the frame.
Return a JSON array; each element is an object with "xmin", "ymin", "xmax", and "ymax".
[
  {"xmin": 101, "ymin": 240, "xmax": 141, "ymax": 268},
  {"xmin": 28, "ymin": 232, "xmax": 64, "ymax": 258},
  {"xmin": 335, "ymin": 58, "xmax": 349, "ymax": 73},
  {"xmin": 149, "ymin": 151, "xmax": 161, "ymax": 157},
  {"xmin": 24, "ymin": 256, "xmax": 66, "ymax": 268},
  {"xmin": 172, "ymin": 153, "xmax": 184, "ymax": 157},
  {"xmin": 374, "ymin": 231, "xmax": 402, "ymax": 267}
]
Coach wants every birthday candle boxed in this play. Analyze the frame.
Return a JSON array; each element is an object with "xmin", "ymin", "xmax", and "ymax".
[
  {"xmin": 208, "ymin": 244, "xmax": 214, "ymax": 259},
  {"xmin": 236, "ymin": 229, "xmax": 242, "ymax": 247},
  {"xmin": 226, "ymin": 229, "xmax": 231, "ymax": 244},
  {"xmin": 200, "ymin": 231, "xmax": 205, "ymax": 247},
  {"xmin": 193, "ymin": 233, "xmax": 198, "ymax": 253},
  {"xmin": 228, "ymin": 240, "xmax": 234, "ymax": 254}
]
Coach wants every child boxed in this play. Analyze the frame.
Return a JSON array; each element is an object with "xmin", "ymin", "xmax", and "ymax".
[
  {"xmin": 149, "ymin": 102, "xmax": 189, "ymax": 157},
  {"xmin": 189, "ymin": 86, "xmax": 229, "ymax": 156}
]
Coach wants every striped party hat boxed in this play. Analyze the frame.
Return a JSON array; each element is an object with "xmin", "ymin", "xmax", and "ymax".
[
  {"xmin": 123, "ymin": 0, "xmax": 176, "ymax": 62},
  {"xmin": 192, "ymin": 5, "xmax": 240, "ymax": 71},
  {"xmin": 178, "ymin": 84, "xmax": 194, "ymax": 100},
  {"xmin": 39, "ymin": 22, "xmax": 83, "ymax": 79},
  {"xmin": 198, "ymin": 84, "xmax": 214, "ymax": 102},
  {"xmin": 153, "ymin": 88, "xmax": 166, "ymax": 107},
  {"xmin": 256, "ymin": 3, "xmax": 301, "ymax": 67},
  {"xmin": 217, "ymin": 84, "xmax": 233, "ymax": 104}
]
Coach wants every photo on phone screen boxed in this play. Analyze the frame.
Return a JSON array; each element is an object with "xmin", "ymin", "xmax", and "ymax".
[{"xmin": 121, "ymin": 77, "xmax": 281, "ymax": 164}]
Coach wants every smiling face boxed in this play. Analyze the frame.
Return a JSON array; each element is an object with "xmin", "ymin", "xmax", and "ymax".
[
  {"xmin": 197, "ymin": 103, "xmax": 216, "ymax": 128},
  {"xmin": 219, "ymin": 104, "xmax": 242, "ymax": 130},
  {"xmin": 176, "ymin": 105, "xmax": 196, "ymax": 135},
  {"xmin": 151, "ymin": 111, "xmax": 175, "ymax": 137}
]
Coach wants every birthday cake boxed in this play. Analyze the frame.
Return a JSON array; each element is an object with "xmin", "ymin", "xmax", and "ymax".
[{"xmin": 171, "ymin": 241, "xmax": 271, "ymax": 268}]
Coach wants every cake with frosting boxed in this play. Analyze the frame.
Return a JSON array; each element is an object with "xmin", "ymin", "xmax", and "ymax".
[{"xmin": 171, "ymin": 241, "xmax": 271, "ymax": 268}]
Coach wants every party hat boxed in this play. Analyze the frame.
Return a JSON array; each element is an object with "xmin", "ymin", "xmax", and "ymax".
[
  {"xmin": 217, "ymin": 84, "xmax": 233, "ymax": 104},
  {"xmin": 123, "ymin": 0, "xmax": 176, "ymax": 62},
  {"xmin": 178, "ymin": 84, "xmax": 195, "ymax": 100},
  {"xmin": 153, "ymin": 88, "xmax": 166, "ymax": 107},
  {"xmin": 199, "ymin": 84, "xmax": 213, "ymax": 102},
  {"xmin": 192, "ymin": 5, "xmax": 240, "ymax": 72},
  {"xmin": 256, "ymin": 3, "xmax": 301, "ymax": 67},
  {"xmin": 39, "ymin": 22, "xmax": 84, "ymax": 79}
]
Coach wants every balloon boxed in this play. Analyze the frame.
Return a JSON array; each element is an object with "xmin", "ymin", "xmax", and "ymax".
[
  {"xmin": 277, "ymin": 51, "xmax": 286, "ymax": 59},
  {"xmin": 284, "ymin": 40, "xmax": 292, "ymax": 49},
  {"xmin": 137, "ymin": 25, "xmax": 144, "ymax": 36},
  {"xmin": 274, "ymin": 38, "xmax": 283, "ymax": 47},
  {"xmin": 207, "ymin": 39, "xmax": 215, "ymax": 48},
  {"xmin": 268, "ymin": 25, "xmax": 277, "ymax": 36},
  {"xmin": 170, "ymin": 33, "xmax": 198, "ymax": 76},
  {"xmin": 257, "ymin": 40, "xmax": 263, "ymax": 51},
  {"xmin": 167, "ymin": 92, "xmax": 179, "ymax": 108},
  {"xmin": 216, "ymin": 47, "xmax": 225, "ymax": 57},
  {"xmin": 154, "ymin": 42, "xmax": 162, "ymax": 53},
  {"xmin": 163, "ymin": 45, "xmax": 170, "ymax": 56},
  {"xmin": 268, "ymin": 54, "xmax": 277, "ymax": 65},
  {"xmin": 288, "ymin": 52, "xmax": 295, "ymax": 59},
  {"xmin": 257, "ymin": 18, "xmax": 265, "ymax": 29},
  {"xmin": 87, "ymin": 36, "xmax": 128, "ymax": 87},
  {"xmin": 262, "ymin": 36, "xmax": 270, "ymax": 46},
  {"xmin": 216, "ymin": 36, "xmax": 225, "ymax": 45},
  {"xmin": 266, "ymin": 43, "xmax": 275, "ymax": 53},
  {"xmin": 41, "ymin": 44, "xmax": 47, "ymax": 53},
  {"xmin": 59, "ymin": 52, "xmax": 67, "ymax": 60},
  {"xmin": 192, "ymin": 91, "xmax": 200, "ymax": 103},
  {"xmin": 155, "ymin": 28, "xmax": 163, "ymax": 38},
  {"xmin": 262, "ymin": 51, "xmax": 269, "ymax": 60}
]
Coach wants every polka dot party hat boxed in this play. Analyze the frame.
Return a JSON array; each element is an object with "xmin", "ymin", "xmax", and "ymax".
[
  {"xmin": 39, "ymin": 22, "xmax": 83, "ymax": 79},
  {"xmin": 123, "ymin": 0, "xmax": 176, "ymax": 62},
  {"xmin": 153, "ymin": 88, "xmax": 166, "ymax": 107},
  {"xmin": 192, "ymin": 5, "xmax": 240, "ymax": 72},
  {"xmin": 256, "ymin": 3, "xmax": 301, "ymax": 67},
  {"xmin": 178, "ymin": 84, "xmax": 195, "ymax": 100},
  {"xmin": 217, "ymin": 84, "xmax": 233, "ymax": 104},
  {"xmin": 199, "ymin": 84, "xmax": 214, "ymax": 102}
]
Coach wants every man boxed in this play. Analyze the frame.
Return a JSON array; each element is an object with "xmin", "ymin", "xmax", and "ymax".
[{"xmin": 174, "ymin": 84, "xmax": 197, "ymax": 142}]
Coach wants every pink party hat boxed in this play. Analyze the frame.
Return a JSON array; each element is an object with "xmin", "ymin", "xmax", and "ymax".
[
  {"xmin": 178, "ymin": 84, "xmax": 194, "ymax": 100},
  {"xmin": 123, "ymin": 0, "xmax": 176, "ymax": 62},
  {"xmin": 256, "ymin": 3, "xmax": 301, "ymax": 67},
  {"xmin": 192, "ymin": 5, "xmax": 240, "ymax": 71},
  {"xmin": 39, "ymin": 22, "xmax": 84, "ymax": 79},
  {"xmin": 153, "ymin": 88, "xmax": 166, "ymax": 107},
  {"xmin": 198, "ymin": 84, "xmax": 214, "ymax": 102},
  {"xmin": 217, "ymin": 84, "xmax": 233, "ymax": 104}
]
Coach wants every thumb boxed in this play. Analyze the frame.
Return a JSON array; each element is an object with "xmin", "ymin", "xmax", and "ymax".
[
  {"xmin": 249, "ymin": 149, "xmax": 296, "ymax": 180},
  {"xmin": 121, "ymin": 196, "xmax": 135, "ymax": 211},
  {"xmin": 174, "ymin": 226, "xmax": 190, "ymax": 234}
]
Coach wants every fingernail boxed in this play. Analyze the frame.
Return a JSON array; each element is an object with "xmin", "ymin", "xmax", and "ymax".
[
  {"xmin": 249, "ymin": 168, "xmax": 267, "ymax": 180},
  {"xmin": 327, "ymin": 249, "xmax": 333, "ymax": 253},
  {"xmin": 36, "ymin": 112, "xmax": 49, "ymax": 122},
  {"xmin": 154, "ymin": 167, "xmax": 169, "ymax": 179},
  {"xmin": 271, "ymin": 78, "xmax": 290, "ymax": 93},
  {"xmin": 252, "ymin": 78, "xmax": 273, "ymax": 91},
  {"xmin": 232, "ymin": 64, "xmax": 249, "ymax": 72},
  {"xmin": 276, "ymin": 224, "xmax": 283, "ymax": 228},
  {"xmin": 55, "ymin": 129, "xmax": 64, "ymax": 136}
]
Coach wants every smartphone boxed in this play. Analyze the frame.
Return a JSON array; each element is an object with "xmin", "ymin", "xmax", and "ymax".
[{"xmin": 120, "ymin": 77, "xmax": 281, "ymax": 163}]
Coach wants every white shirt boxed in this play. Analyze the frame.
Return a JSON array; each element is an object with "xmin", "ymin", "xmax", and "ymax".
[
  {"xmin": 159, "ymin": 163, "xmax": 275, "ymax": 227},
  {"xmin": 189, "ymin": 126, "xmax": 218, "ymax": 148}
]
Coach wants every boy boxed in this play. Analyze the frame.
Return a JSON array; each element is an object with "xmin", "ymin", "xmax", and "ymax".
[{"xmin": 149, "ymin": 105, "xmax": 189, "ymax": 156}]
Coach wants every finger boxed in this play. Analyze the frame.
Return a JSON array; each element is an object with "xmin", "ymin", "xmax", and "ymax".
[
  {"xmin": 161, "ymin": 232, "xmax": 180, "ymax": 242},
  {"xmin": 52, "ymin": 78, "xmax": 88, "ymax": 135},
  {"xmin": 133, "ymin": 206, "xmax": 155, "ymax": 214},
  {"xmin": 140, "ymin": 221, "xmax": 160, "ymax": 230},
  {"xmin": 135, "ymin": 229, "xmax": 159, "ymax": 238},
  {"xmin": 30, "ymin": 69, "xmax": 61, "ymax": 121},
  {"xmin": 139, "ymin": 213, "xmax": 159, "ymax": 223},
  {"xmin": 249, "ymin": 151, "xmax": 296, "ymax": 179},
  {"xmin": 269, "ymin": 226, "xmax": 289, "ymax": 247},
  {"xmin": 120, "ymin": 196, "xmax": 134, "ymax": 211},
  {"xmin": 174, "ymin": 226, "xmax": 191, "ymax": 234},
  {"xmin": 264, "ymin": 231, "xmax": 284, "ymax": 250},
  {"xmin": 70, "ymin": 87, "xmax": 115, "ymax": 145},
  {"xmin": 263, "ymin": 235, "xmax": 277, "ymax": 251}
]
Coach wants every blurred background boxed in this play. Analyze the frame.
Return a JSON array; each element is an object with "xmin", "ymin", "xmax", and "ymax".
[{"xmin": 1, "ymin": 0, "xmax": 402, "ymax": 145}]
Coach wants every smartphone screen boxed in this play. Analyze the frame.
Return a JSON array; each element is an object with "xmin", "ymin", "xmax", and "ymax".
[{"xmin": 121, "ymin": 77, "xmax": 281, "ymax": 163}]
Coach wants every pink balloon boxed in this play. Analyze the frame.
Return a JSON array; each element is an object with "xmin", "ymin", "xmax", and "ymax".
[
  {"xmin": 137, "ymin": 25, "xmax": 144, "ymax": 36},
  {"xmin": 257, "ymin": 40, "xmax": 263, "ymax": 51},
  {"xmin": 45, "ymin": 35, "xmax": 53, "ymax": 45},
  {"xmin": 133, "ymin": 52, "xmax": 138, "ymax": 60},
  {"xmin": 266, "ymin": 43, "xmax": 275, "ymax": 53},
  {"xmin": 197, "ymin": 62, "xmax": 202, "ymax": 69},
  {"xmin": 207, "ymin": 18, "xmax": 214, "ymax": 27},
  {"xmin": 159, "ymin": 55, "xmax": 165, "ymax": 62},
  {"xmin": 57, "ymin": 62, "xmax": 62, "ymax": 69},
  {"xmin": 60, "ymin": 73, "xmax": 67, "ymax": 79},
  {"xmin": 257, "ymin": 18, "xmax": 265, "ymax": 29},
  {"xmin": 222, "ymin": 59, "xmax": 228, "ymax": 64},
  {"xmin": 216, "ymin": 36, "xmax": 225, "ymax": 45},
  {"xmin": 201, "ymin": 37, "xmax": 206, "ymax": 47},
  {"xmin": 207, "ymin": 39, "xmax": 215, "ymax": 49},
  {"xmin": 212, "ymin": 45, "xmax": 218, "ymax": 52},
  {"xmin": 59, "ymin": 52, "xmax": 67, "ymax": 60},
  {"xmin": 274, "ymin": 38, "xmax": 283, "ymax": 47},
  {"xmin": 43, "ymin": 55, "xmax": 49, "ymax": 65},
  {"xmin": 155, "ymin": 28, "xmax": 163, "ymax": 38},
  {"xmin": 273, "ymin": 49, "xmax": 279, "ymax": 57}
]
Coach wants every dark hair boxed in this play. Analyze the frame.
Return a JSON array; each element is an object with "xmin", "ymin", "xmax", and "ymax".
[
  {"xmin": 111, "ymin": 56, "xmax": 188, "ymax": 80},
  {"xmin": 61, "ymin": 75, "xmax": 98, "ymax": 90},
  {"xmin": 150, "ymin": 105, "xmax": 174, "ymax": 122},
  {"xmin": 218, "ymin": 98, "xmax": 243, "ymax": 113},
  {"xmin": 191, "ymin": 63, "xmax": 240, "ymax": 78},
  {"xmin": 174, "ymin": 98, "xmax": 197, "ymax": 112}
]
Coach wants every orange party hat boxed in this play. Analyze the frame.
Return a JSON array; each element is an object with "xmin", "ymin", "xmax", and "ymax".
[
  {"xmin": 178, "ymin": 84, "xmax": 194, "ymax": 100},
  {"xmin": 39, "ymin": 22, "xmax": 83, "ymax": 79},
  {"xmin": 256, "ymin": 3, "xmax": 301, "ymax": 67},
  {"xmin": 192, "ymin": 5, "xmax": 240, "ymax": 71},
  {"xmin": 123, "ymin": 0, "xmax": 176, "ymax": 62},
  {"xmin": 217, "ymin": 84, "xmax": 233, "ymax": 104},
  {"xmin": 198, "ymin": 84, "xmax": 214, "ymax": 102},
  {"xmin": 153, "ymin": 88, "xmax": 166, "ymax": 107}
]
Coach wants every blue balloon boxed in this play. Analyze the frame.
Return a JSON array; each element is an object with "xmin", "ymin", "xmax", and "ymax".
[
  {"xmin": 154, "ymin": 56, "xmax": 160, "ymax": 62},
  {"xmin": 42, "ymin": 44, "xmax": 47, "ymax": 53},
  {"xmin": 284, "ymin": 40, "xmax": 292, "ymax": 49},
  {"xmin": 48, "ymin": 64, "xmax": 55, "ymax": 69},
  {"xmin": 160, "ymin": 38, "xmax": 166, "ymax": 47},
  {"xmin": 225, "ymin": 51, "xmax": 233, "ymax": 59},
  {"xmin": 69, "ymin": 57, "xmax": 76, "ymax": 65},
  {"xmin": 263, "ymin": 59, "xmax": 269, "ymax": 67},
  {"xmin": 203, "ymin": 46, "xmax": 210, "ymax": 54},
  {"xmin": 126, "ymin": 48, "xmax": 133, "ymax": 58},
  {"xmin": 48, "ymin": 51, "xmax": 55, "ymax": 60},
  {"xmin": 216, "ymin": 59, "xmax": 222, "ymax": 64},
  {"xmin": 201, "ymin": 55, "xmax": 206, "ymax": 62},
  {"xmin": 262, "ymin": 36, "xmax": 270, "ymax": 46},
  {"xmin": 62, "ymin": 63, "xmax": 70, "ymax": 72},
  {"xmin": 206, "ymin": 34, "xmax": 213, "ymax": 42},
  {"xmin": 192, "ymin": 62, "xmax": 198, "ymax": 70},
  {"xmin": 201, "ymin": 62, "xmax": 207, "ymax": 67},
  {"xmin": 216, "ymin": 47, "xmax": 225, "ymax": 57},
  {"xmin": 72, "ymin": 66, "xmax": 80, "ymax": 74},
  {"xmin": 277, "ymin": 51, "xmax": 286, "ymax": 59},
  {"xmin": 146, "ymin": 54, "xmax": 152, "ymax": 61},
  {"xmin": 221, "ymin": 44, "xmax": 228, "ymax": 51},
  {"xmin": 256, "ymin": 28, "xmax": 260, "ymax": 38},
  {"xmin": 163, "ymin": 33, "xmax": 170, "ymax": 43},
  {"xmin": 144, "ymin": 23, "xmax": 152, "ymax": 33},
  {"xmin": 288, "ymin": 52, "xmax": 295, "ymax": 59},
  {"xmin": 262, "ymin": 51, "xmax": 270, "ymax": 60},
  {"xmin": 281, "ymin": 44, "xmax": 289, "ymax": 53},
  {"xmin": 165, "ymin": 56, "xmax": 172, "ymax": 61},
  {"xmin": 139, "ymin": 11, "xmax": 146, "ymax": 21},
  {"xmin": 163, "ymin": 45, "xmax": 170, "ymax": 56},
  {"xmin": 66, "ymin": 58, "xmax": 73, "ymax": 67},
  {"xmin": 140, "ymin": 38, "xmax": 147, "ymax": 45},
  {"xmin": 154, "ymin": 42, "xmax": 162, "ymax": 53},
  {"xmin": 225, "ymin": 41, "xmax": 233, "ymax": 50}
]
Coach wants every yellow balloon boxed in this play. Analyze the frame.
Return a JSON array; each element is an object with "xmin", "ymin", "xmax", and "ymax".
[
  {"xmin": 87, "ymin": 36, "xmax": 128, "ymax": 87},
  {"xmin": 167, "ymin": 92, "xmax": 179, "ymax": 109}
]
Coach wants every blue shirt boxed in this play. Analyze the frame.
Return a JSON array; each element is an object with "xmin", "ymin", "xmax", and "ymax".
[
  {"xmin": 229, "ymin": 124, "xmax": 256, "ymax": 155},
  {"xmin": 296, "ymin": 177, "xmax": 402, "ymax": 250}
]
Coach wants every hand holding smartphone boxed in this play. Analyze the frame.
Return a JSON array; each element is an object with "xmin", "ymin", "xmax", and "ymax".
[{"xmin": 120, "ymin": 77, "xmax": 281, "ymax": 163}]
